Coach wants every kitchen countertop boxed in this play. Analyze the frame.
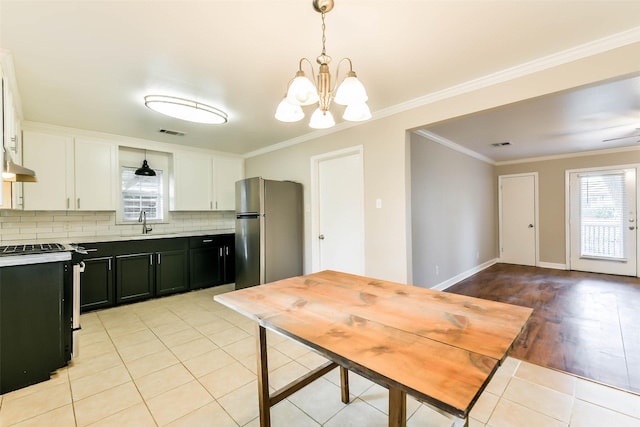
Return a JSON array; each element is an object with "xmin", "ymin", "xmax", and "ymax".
[
  {"xmin": 0, "ymin": 251, "xmax": 72, "ymax": 268},
  {"xmin": 77, "ymin": 228, "xmax": 235, "ymax": 244},
  {"xmin": 0, "ymin": 229, "xmax": 235, "ymax": 247}
]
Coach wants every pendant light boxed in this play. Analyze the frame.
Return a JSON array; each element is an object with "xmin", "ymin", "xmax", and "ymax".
[{"xmin": 135, "ymin": 151, "xmax": 156, "ymax": 176}]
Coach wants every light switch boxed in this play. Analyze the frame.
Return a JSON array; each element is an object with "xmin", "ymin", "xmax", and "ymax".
[{"xmin": 375, "ymin": 198, "xmax": 382, "ymax": 209}]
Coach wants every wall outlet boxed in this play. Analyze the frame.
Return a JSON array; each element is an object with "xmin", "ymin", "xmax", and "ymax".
[
  {"xmin": 435, "ymin": 265, "xmax": 439, "ymax": 276},
  {"xmin": 375, "ymin": 198, "xmax": 382, "ymax": 209},
  {"xmin": 476, "ymin": 251, "xmax": 480, "ymax": 260}
]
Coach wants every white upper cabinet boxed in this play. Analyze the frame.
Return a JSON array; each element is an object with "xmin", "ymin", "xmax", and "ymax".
[
  {"xmin": 22, "ymin": 131, "xmax": 117, "ymax": 211},
  {"xmin": 74, "ymin": 137, "xmax": 117, "ymax": 210},
  {"xmin": 171, "ymin": 150, "xmax": 243, "ymax": 211},
  {"xmin": 213, "ymin": 155, "xmax": 243, "ymax": 210},
  {"xmin": 171, "ymin": 151, "xmax": 213, "ymax": 211}
]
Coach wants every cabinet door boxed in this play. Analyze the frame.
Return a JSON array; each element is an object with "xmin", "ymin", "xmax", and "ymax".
[
  {"xmin": 189, "ymin": 246, "xmax": 224, "ymax": 289},
  {"xmin": 23, "ymin": 131, "xmax": 74, "ymax": 210},
  {"xmin": 74, "ymin": 138, "xmax": 117, "ymax": 211},
  {"xmin": 155, "ymin": 249, "xmax": 189, "ymax": 296},
  {"xmin": 222, "ymin": 235, "xmax": 235, "ymax": 284},
  {"xmin": 171, "ymin": 151, "xmax": 212, "ymax": 211},
  {"xmin": 116, "ymin": 253, "xmax": 154, "ymax": 303},
  {"xmin": 213, "ymin": 156, "xmax": 243, "ymax": 210},
  {"xmin": 80, "ymin": 256, "xmax": 114, "ymax": 312}
]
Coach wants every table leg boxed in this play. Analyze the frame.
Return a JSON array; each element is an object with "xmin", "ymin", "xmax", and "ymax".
[
  {"xmin": 256, "ymin": 325, "xmax": 270, "ymax": 427},
  {"xmin": 388, "ymin": 387, "xmax": 407, "ymax": 427},
  {"xmin": 340, "ymin": 366, "xmax": 350, "ymax": 403}
]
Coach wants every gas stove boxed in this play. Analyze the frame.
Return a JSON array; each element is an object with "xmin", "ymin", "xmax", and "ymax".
[{"xmin": 0, "ymin": 243, "xmax": 68, "ymax": 256}]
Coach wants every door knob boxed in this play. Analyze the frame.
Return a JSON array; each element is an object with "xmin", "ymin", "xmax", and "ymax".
[
  {"xmin": 319, "ymin": 234, "xmax": 325, "ymax": 240},
  {"xmin": 528, "ymin": 224, "xmax": 534, "ymax": 228}
]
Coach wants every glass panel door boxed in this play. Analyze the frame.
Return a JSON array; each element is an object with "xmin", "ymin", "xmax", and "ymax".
[{"xmin": 570, "ymin": 168, "xmax": 636, "ymax": 276}]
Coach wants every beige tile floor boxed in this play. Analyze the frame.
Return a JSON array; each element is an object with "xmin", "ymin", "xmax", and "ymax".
[{"xmin": 1, "ymin": 284, "xmax": 640, "ymax": 427}]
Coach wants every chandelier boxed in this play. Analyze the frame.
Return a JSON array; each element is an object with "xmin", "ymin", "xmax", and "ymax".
[{"xmin": 275, "ymin": 0, "xmax": 371, "ymax": 129}]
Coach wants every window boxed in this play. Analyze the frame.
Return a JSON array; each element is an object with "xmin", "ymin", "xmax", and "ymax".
[{"xmin": 121, "ymin": 167, "xmax": 164, "ymax": 221}]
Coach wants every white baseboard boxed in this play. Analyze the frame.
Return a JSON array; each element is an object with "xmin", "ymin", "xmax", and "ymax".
[
  {"xmin": 538, "ymin": 262, "xmax": 567, "ymax": 270},
  {"xmin": 431, "ymin": 258, "xmax": 498, "ymax": 291}
]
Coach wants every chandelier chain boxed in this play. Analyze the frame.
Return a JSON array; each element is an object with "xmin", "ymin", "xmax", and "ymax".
[
  {"xmin": 317, "ymin": 7, "xmax": 331, "ymax": 65},
  {"xmin": 321, "ymin": 9, "xmax": 326, "ymax": 57}
]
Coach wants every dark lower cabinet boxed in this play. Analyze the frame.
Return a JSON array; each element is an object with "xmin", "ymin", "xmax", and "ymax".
[
  {"xmin": 189, "ymin": 234, "xmax": 234, "ymax": 289},
  {"xmin": 190, "ymin": 246, "xmax": 224, "ymax": 289},
  {"xmin": 0, "ymin": 261, "xmax": 70, "ymax": 394},
  {"xmin": 116, "ymin": 253, "xmax": 155, "ymax": 304},
  {"xmin": 80, "ymin": 234, "xmax": 233, "ymax": 311},
  {"xmin": 156, "ymin": 249, "xmax": 189, "ymax": 296},
  {"xmin": 81, "ymin": 256, "xmax": 114, "ymax": 311},
  {"xmin": 222, "ymin": 236, "xmax": 235, "ymax": 284}
]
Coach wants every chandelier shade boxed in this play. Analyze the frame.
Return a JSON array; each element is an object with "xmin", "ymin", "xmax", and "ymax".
[
  {"xmin": 342, "ymin": 102, "xmax": 372, "ymax": 122},
  {"xmin": 333, "ymin": 73, "xmax": 368, "ymax": 106},
  {"xmin": 286, "ymin": 72, "xmax": 320, "ymax": 106},
  {"xmin": 309, "ymin": 108, "xmax": 335, "ymax": 129},
  {"xmin": 275, "ymin": 97, "xmax": 305, "ymax": 122},
  {"xmin": 275, "ymin": 0, "xmax": 370, "ymax": 129}
]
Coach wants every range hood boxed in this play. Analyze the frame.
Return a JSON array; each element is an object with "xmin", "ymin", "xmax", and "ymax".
[{"xmin": 2, "ymin": 148, "xmax": 36, "ymax": 182}]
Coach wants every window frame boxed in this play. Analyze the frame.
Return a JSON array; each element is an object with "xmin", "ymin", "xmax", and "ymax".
[{"xmin": 116, "ymin": 149, "xmax": 170, "ymax": 225}]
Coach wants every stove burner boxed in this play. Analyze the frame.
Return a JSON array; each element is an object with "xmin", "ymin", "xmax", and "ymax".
[{"xmin": 0, "ymin": 243, "xmax": 67, "ymax": 256}]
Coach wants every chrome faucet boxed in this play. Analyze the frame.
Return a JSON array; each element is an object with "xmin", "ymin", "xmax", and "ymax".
[{"xmin": 138, "ymin": 210, "xmax": 152, "ymax": 234}]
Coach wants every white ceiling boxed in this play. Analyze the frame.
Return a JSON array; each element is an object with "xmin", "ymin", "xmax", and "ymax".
[
  {"xmin": 1, "ymin": 1, "xmax": 640, "ymax": 159},
  {"xmin": 423, "ymin": 75, "xmax": 640, "ymax": 163}
]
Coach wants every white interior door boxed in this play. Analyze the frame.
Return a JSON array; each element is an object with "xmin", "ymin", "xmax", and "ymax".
[
  {"xmin": 569, "ymin": 168, "xmax": 636, "ymax": 276},
  {"xmin": 499, "ymin": 174, "xmax": 537, "ymax": 266},
  {"xmin": 311, "ymin": 147, "xmax": 364, "ymax": 275}
]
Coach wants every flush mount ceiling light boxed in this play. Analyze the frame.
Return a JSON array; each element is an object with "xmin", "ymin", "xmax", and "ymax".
[
  {"xmin": 144, "ymin": 95, "xmax": 228, "ymax": 124},
  {"xmin": 275, "ymin": 0, "xmax": 371, "ymax": 129}
]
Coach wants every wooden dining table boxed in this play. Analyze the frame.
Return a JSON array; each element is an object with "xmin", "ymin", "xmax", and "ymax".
[{"xmin": 214, "ymin": 270, "xmax": 532, "ymax": 427}]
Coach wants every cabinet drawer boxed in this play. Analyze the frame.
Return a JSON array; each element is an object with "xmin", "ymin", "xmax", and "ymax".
[{"xmin": 189, "ymin": 235, "xmax": 221, "ymax": 248}]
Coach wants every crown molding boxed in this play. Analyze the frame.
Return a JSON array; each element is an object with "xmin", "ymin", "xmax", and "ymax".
[
  {"xmin": 495, "ymin": 144, "xmax": 640, "ymax": 166},
  {"xmin": 414, "ymin": 130, "xmax": 495, "ymax": 165}
]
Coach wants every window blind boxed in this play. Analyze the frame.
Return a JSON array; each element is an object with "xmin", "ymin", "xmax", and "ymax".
[{"xmin": 579, "ymin": 172, "xmax": 625, "ymax": 259}]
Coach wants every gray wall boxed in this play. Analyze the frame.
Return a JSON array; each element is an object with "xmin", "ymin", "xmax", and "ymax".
[{"xmin": 410, "ymin": 133, "xmax": 496, "ymax": 288}]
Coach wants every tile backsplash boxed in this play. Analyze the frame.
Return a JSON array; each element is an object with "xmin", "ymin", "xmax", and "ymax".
[{"xmin": 0, "ymin": 210, "xmax": 235, "ymax": 244}]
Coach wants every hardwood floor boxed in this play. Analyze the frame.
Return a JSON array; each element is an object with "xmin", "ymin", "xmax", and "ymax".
[{"xmin": 446, "ymin": 263, "xmax": 640, "ymax": 395}]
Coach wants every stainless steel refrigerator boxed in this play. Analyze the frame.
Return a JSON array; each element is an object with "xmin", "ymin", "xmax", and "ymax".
[{"xmin": 235, "ymin": 177, "xmax": 303, "ymax": 289}]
